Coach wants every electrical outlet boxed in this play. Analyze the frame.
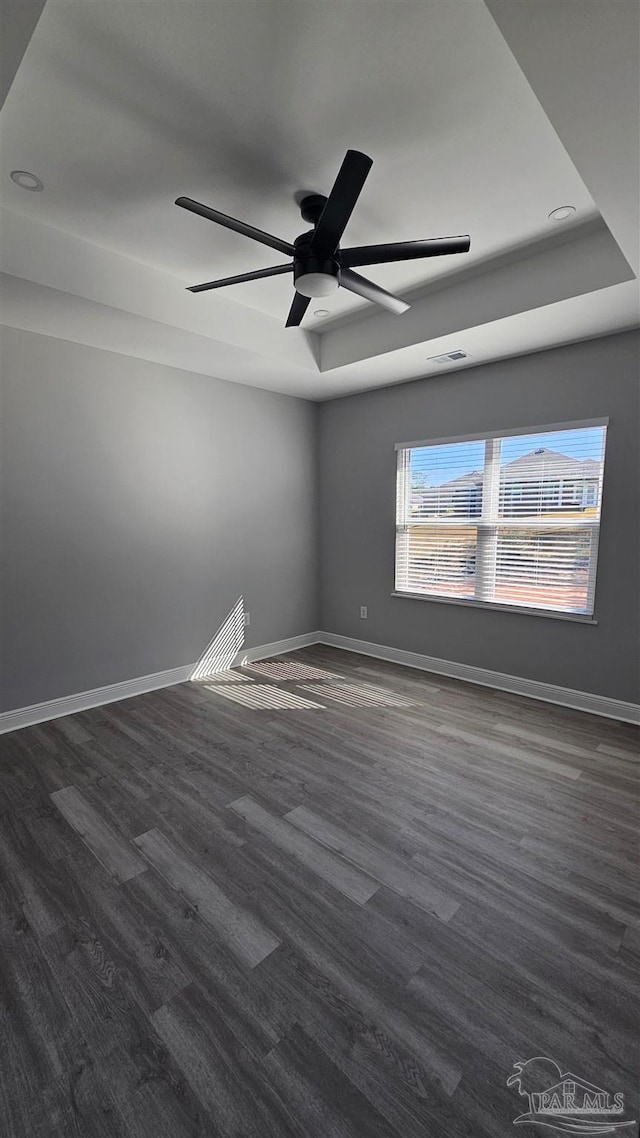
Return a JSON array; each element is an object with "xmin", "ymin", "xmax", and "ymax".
[
  {"xmin": 360, "ymin": 605, "xmax": 368, "ymax": 619},
  {"xmin": 244, "ymin": 611, "xmax": 251, "ymax": 627}
]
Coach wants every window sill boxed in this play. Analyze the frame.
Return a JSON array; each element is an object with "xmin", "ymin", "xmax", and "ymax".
[{"xmin": 391, "ymin": 591, "xmax": 598, "ymax": 624}]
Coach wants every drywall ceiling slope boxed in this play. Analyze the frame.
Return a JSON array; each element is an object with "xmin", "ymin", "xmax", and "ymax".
[
  {"xmin": 485, "ymin": 0, "xmax": 640, "ymax": 277},
  {"xmin": 313, "ymin": 281, "xmax": 639, "ymax": 400},
  {"xmin": 0, "ymin": 207, "xmax": 319, "ymax": 373},
  {"xmin": 0, "ymin": 273, "xmax": 320, "ymax": 397},
  {"xmin": 320, "ymin": 218, "xmax": 634, "ymax": 370},
  {"xmin": 0, "ymin": 0, "xmax": 46, "ymax": 108},
  {"xmin": 0, "ymin": 0, "xmax": 638, "ymax": 400},
  {"xmin": 0, "ymin": 0, "xmax": 599, "ymax": 325}
]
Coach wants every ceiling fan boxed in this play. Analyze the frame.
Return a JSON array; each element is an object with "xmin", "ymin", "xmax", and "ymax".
[{"xmin": 176, "ymin": 149, "xmax": 471, "ymax": 327}]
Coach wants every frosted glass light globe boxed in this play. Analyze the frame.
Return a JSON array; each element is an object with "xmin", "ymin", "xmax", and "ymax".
[{"xmin": 295, "ymin": 272, "xmax": 339, "ymax": 298}]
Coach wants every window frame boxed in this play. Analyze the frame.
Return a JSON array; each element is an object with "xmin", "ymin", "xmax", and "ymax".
[{"xmin": 393, "ymin": 418, "xmax": 608, "ymax": 624}]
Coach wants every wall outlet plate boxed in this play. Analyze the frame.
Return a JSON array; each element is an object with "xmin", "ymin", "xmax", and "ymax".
[
  {"xmin": 244, "ymin": 611, "xmax": 251, "ymax": 626},
  {"xmin": 360, "ymin": 606, "xmax": 368, "ymax": 619}
]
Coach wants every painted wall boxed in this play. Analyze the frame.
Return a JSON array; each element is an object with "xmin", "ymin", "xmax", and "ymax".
[
  {"xmin": 0, "ymin": 327, "xmax": 319, "ymax": 711},
  {"xmin": 318, "ymin": 330, "xmax": 640, "ymax": 703}
]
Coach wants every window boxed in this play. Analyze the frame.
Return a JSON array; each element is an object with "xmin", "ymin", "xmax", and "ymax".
[{"xmin": 395, "ymin": 421, "xmax": 607, "ymax": 618}]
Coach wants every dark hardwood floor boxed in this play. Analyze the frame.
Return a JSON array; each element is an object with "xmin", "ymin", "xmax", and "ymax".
[{"xmin": 1, "ymin": 645, "xmax": 638, "ymax": 1137}]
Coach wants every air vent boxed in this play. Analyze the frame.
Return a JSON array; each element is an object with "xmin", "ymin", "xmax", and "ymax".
[{"xmin": 427, "ymin": 350, "xmax": 470, "ymax": 364}]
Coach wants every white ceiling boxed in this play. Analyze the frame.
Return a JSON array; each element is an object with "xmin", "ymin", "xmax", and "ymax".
[{"xmin": 1, "ymin": 0, "xmax": 638, "ymax": 399}]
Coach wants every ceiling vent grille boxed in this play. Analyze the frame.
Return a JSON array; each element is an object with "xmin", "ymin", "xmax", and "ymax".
[{"xmin": 427, "ymin": 349, "xmax": 470, "ymax": 364}]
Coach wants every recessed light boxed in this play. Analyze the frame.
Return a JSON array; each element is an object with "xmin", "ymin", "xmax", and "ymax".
[
  {"xmin": 549, "ymin": 205, "xmax": 576, "ymax": 221},
  {"xmin": 10, "ymin": 169, "xmax": 44, "ymax": 191},
  {"xmin": 313, "ymin": 309, "xmax": 330, "ymax": 318}
]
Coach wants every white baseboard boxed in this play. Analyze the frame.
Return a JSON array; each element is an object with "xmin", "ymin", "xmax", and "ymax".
[
  {"xmin": 0, "ymin": 664, "xmax": 193, "ymax": 736},
  {"xmin": 317, "ymin": 631, "xmax": 640, "ymax": 726},
  {"xmin": 0, "ymin": 632, "xmax": 321, "ymax": 735},
  {"xmin": 2, "ymin": 628, "xmax": 637, "ymax": 734},
  {"xmin": 196, "ymin": 631, "xmax": 322, "ymax": 678},
  {"xmin": 235, "ymin": 631, "xmax": 322, "ymax": 668}
]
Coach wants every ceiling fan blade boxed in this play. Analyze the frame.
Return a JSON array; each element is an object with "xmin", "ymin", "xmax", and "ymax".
[
  {"xmin": 340, "ymin": 268, "xmax": 410, "ymax": 315},
  {"xmin": 285, "ymin": 292, "xmax": 311, "ymax": 327},
  {"xmin": 187, "ymin": 264, "xmax": 293, "ymax": 293},
  {"xmin": 176, "ymin": 197, "xmax": 294, "ymax": 256},
  {"xmin": 310, "ymin": 150, "xmax": 373, "ymax": 258},
  {"xmin": 341, "ymin": 235, "xmax": 471, "ymax": 268}
]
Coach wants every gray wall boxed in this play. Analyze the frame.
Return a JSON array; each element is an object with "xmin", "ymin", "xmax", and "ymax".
[
  {"xmin": 3, "ymin": 325, "xmax": 638, "ymax": 712},
  {"xmin": 319, "ymin": 330, "xmax": 640, "ymax": 703},
  {"xmin": 1, "ymin": 327, "xmax": 319, "ymax": 711}
]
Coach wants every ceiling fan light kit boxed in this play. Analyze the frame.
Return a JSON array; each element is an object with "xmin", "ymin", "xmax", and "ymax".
[
  {"xmin": 176, "ymin": 149, "xmax": 471, "ymax": 326},
  {"xmin": 294, "ymin": 271, "xmax": 339, "ymax": 298}
]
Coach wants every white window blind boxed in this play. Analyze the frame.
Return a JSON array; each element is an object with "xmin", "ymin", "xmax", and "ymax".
[{"xmin": 395, "ymin": 422, "xmax": 607, "ymax": 617}]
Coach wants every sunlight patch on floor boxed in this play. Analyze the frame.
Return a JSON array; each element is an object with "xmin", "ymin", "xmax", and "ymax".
[
  {"xmin": 243, "ymin": 660, "xmax": 345, "ymax": 682},
  {"xmin": 209, "ymin": 684, "xmax": 326, "ymax": 710},
  {"xmin": 299, "ymin": 682, "xmax": 414, "ymax": 708},
  {"xmin": 202, "ymin": 672, "xmax": 253, "ymax": 686}
]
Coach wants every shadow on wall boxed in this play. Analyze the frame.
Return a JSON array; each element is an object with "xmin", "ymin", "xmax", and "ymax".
[{"xmin": 190, "ymin": 597, "xmax": 245, "ymax": 680}]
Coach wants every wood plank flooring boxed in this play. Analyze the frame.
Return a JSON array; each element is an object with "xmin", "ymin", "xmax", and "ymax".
[{"xmin": 0, "ymin": 645, "xmax": 638, "ymax": 1137}]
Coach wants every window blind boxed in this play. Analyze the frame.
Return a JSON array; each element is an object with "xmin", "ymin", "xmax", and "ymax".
[{"xmin": 395, "ymin": 422, "xmax": 607, "ymax": 617}]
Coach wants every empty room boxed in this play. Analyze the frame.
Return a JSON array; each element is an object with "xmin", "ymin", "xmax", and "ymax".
[{"xmin": 1, "ymin": 1, "xmax": 639, "ymax": 1135}]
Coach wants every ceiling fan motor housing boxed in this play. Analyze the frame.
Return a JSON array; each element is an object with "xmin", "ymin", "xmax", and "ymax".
[{"xmin": 293, "ymin": 231, "xmax": 340, "ymax": 296}]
